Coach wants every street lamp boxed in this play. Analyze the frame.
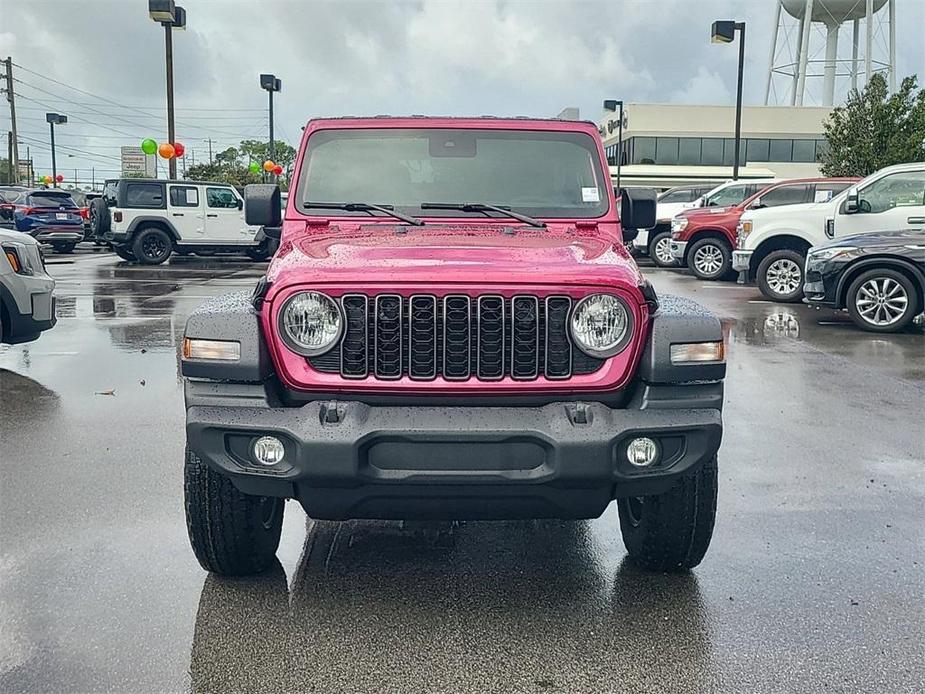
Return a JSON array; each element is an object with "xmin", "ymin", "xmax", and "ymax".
[
  {"xmin": 711, "ymin": 20, "xmax": 746, "ymax": 181},
  {"xmin": 149, "ymin": 0, "xmax": 186, "ymax": 180},
  {"xmin": 602, "ymin": 99, "xmax": 624, "ymax": 191},
  {"xmin": 260, "ymin": 73, "xmax": 282, "ymax": 172},
  {"xmin": 45, "ymin": 112, "xmax": 67, "ymax": 184}
]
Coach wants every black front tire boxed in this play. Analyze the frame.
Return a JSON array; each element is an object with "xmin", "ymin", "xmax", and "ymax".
[
  {"xmin": 846, "ymin": 268, "xmax": 919, "ymax": 333},
  {"xmin": 184, "ymin": 448, "xmax": 284, "ymax": 576},
  {"xmin": 757, "ymin": 249, "xmax": 806, "ymax": 303},
  {"xmin": 687, "ymin": 237, "xmax": 732, "ymax": 280},
  {"xmin": 648, "ymin": 230, "xmax": 677, "ymax": 267},
  {"xmin": 617, "ymin": 455, "xmax": 718, "ymax": 572},
  {"xmin": 132, "ymin": 226, "xmax": 173, "ymax": 265}
]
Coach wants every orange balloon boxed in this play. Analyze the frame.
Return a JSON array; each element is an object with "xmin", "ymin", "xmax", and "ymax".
[
  {"xmin": 262, "ymin": 160, "xmax": 275, "ymax": 172},
  {"xmin": 158, "ymin": 143, "xmax": 176, "ymax": 159}
]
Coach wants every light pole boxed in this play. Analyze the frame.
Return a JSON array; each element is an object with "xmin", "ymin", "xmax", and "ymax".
[
  {"xmin": 260, "ymin": 74, "xmax": 282, "ymax": 172},
  {"xmin": 149, "ymin": 1, "xmax": 186, "ymax": 180},
  {"xmin": 711, "ymin": 20, "xmax": 745, "ymax": 181},
  {"xmin": 602, "ymin": 99, "xmax": 624, "ymax": 191},
  {"xmin": 45, "ymin": 112, "xmax": 67, "ymax": 184}
]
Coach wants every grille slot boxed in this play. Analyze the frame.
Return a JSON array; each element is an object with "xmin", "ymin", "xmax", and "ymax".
[{"xmin": 308, "ymin": 293, "xmax": 604, "ymax": 381}]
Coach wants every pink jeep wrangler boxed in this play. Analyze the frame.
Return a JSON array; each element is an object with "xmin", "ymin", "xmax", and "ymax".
[{"xmin": 181, "ymin": 117, "xmax": 726, "ymax": 576}]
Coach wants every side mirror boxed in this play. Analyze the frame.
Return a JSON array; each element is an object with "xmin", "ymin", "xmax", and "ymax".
[
  {"xmin": 620, "ymin": 187, "xmax": 657, "ymax": 241},
  {"xmin": 845, "ymin": 189, "xmax": 859, "ymax": 214},
  {"xmin": 750, "ymin": 197, "xmax": 765, "ymax": 210},
  {"xmin": 236, "ymin": 198, "xmax": 244, "ymax": 211},
  {"xmin": 244, "ymin": 184, "xmax": 281, "ymax": 227}
]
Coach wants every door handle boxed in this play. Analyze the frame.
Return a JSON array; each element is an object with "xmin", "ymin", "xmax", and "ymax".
[
  {"xmin": 172, "ymin": 213, "xmax": 184, "ymax": 217},
  {"xmin": 207, "ymin": 213, "xmax": 218, "ymax": 218},
  {"xmin": 908, "ymin": 217, "xmax": 925, "ymax": 224}
]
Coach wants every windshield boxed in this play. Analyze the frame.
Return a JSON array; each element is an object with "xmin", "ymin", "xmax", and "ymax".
[
  {"xmin": 297, "ymin": 128, "xmax": 609, "ymax": 219},
  {"xmin": 28, "ymin": 192, "xmax": 77, "ymax": 208},
  {"xmin": 704, "ymin": 184, "xmax": 750, "ymax": 207}
]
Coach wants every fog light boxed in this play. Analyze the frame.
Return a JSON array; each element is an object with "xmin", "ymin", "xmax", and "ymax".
[
  {"xmin": 626, "ymin": 437, "xmax": 659, "ymax": 467},
  {"xmin": 252, "ymin": 436, "xmax": 285, "ymax": 466}
]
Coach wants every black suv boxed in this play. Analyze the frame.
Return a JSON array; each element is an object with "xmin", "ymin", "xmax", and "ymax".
[{"xmin": 804, "ymin": 230, "xmax": 925, "ymax": 332}]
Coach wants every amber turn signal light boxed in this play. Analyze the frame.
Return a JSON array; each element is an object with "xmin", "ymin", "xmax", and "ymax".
[{"xmin": 182, "ymin": 338, "xmax": 241, "ymax": 361}]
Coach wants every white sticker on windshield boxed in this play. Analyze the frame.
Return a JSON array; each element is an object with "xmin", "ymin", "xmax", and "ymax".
[
  {"xmin": 581, "ymin": 187, "xmax": 600, "ymax": 203},
  {"xmin": 814, "ymin": 190, "xmax": 833, "ymax": 203}
]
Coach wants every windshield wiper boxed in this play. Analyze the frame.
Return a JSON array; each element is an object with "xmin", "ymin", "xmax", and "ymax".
[
  {"xmin": 304, "ymin": 201, "xmax": 424, "ymax": 226},
  {"xmin": 420, "ymin": 202, "xmax": 546, "ymax": 229}
]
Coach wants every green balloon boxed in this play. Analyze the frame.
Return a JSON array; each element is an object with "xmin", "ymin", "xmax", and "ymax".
[
  {"xmin": 248, "ymin": 161, "xmax": 260, "ymax": 173},
  {"xmin": 141, "ymin": 138, "xmax": 157, "ymax": 155}
]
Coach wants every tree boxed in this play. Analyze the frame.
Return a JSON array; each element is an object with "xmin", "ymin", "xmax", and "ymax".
[
  {"xmin": 820, "ymin": 73, "xmax": 925, "ymax": 177},
  {"xmin": 184, "ymin": 139, "xmax": 296, "ymax": 190}
]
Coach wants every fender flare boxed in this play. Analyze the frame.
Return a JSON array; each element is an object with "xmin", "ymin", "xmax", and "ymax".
[{"xmin": 125, "ymin": 216, "xmax": 182, "ymax": 241}]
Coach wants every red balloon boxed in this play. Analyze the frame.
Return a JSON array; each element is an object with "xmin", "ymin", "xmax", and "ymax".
[
  {"xmin": 272, "ymin": 164, "xmax": 283, "ymax": 176},
  {"xmin": 173, "ymin": 142, "xmax": 185, "ymax": 157},
  {"xmin": 55, "ymin": 174, "xmax": 64, "ymax": 183}
]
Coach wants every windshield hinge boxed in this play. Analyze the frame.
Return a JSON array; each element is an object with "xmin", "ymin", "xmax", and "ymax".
[
  {"xmin": 305, "ymin": 218, "xmax": 329, "ymax": 227},
  {"xmin": 575, "ymin": 221, "xmax": 598, "ymax": 230}
]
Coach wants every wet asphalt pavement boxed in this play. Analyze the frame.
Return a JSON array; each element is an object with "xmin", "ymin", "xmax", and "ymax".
[{"xmin": 1, "ymin": 247, "xmax": 923, "ymax": 693}]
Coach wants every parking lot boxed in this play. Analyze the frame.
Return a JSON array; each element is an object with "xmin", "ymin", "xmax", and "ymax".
[{"xmin": 1, "ymin": 247, "xmax": 923, "ymax": 693}]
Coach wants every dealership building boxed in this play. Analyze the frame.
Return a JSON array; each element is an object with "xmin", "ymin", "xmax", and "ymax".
[{"xmin": 596, "ymin": 103, "xmax": 832, "ymax": 188}]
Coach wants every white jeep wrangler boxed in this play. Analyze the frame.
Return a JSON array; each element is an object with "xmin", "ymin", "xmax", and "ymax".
[
  {"xmin": 98, "ymin": 178, "xmax": 276, "ymax": 264},
  {"xmin": 733, "ymin": 163, "xmax": 925, "ymax": 302}
]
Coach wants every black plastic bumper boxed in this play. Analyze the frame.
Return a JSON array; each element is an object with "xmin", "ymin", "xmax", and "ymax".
[
  {"xmin": 0, "ymin": 286, "xmax": 56, "ymax": 344},
  {"xmin": 186, "ymin": 399, "xmax": 722, "ymax": 521}
]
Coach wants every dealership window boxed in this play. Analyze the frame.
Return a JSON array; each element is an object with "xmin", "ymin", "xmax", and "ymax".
[
  {"xmin": 655, "ymin": 137, "xmax": 679, "ymax": 165},
  {"xmin": 769, "ymin": 139, "xmax": 793, "ymax": 162},
  {"xmin": 678, "ymin": 138, "xmax": 702, "ymax": 165},
  {"xmin": 701, "ymin": 138, "xmax": 724, "ymax": 165},
  {"xmin": 632, "ymin": 137, "xmax": 656, "ymax": 164},
  {"xmin": 746, "ymin": 138, "xmax": 770, "ymax": 163},
  {"xmin": 815, "ymin": 139, "xmax": 830, "ymax": 161},
  {"xmin": 792, "ymin": 139, "xmax": 816, "ymax": 162}
]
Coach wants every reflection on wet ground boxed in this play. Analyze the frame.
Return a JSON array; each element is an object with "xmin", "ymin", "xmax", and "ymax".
[{"xmin": 0, "ymin": 252, "xmax": 922, "ymax": 693}]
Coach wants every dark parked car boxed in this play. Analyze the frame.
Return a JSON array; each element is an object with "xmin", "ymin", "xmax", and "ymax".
[
  {"xmin": 0, "ymin": 186, "xmax": 29, "ymax": 228},
  {"xmin": 10, "ymin": 188, "xmax": 85, "ymax": 253},
  {"xmin": 804, "ymin": 230, "xmax": 925, "ymax": 332}
]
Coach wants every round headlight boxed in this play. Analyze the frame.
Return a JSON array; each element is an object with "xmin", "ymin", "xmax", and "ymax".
[
  {"xmin": 570, "ymin": 294, "xmax": 632, "ymax": 358},
  {"xmin": 278, "ymin": 291, "xmax": 342, "ymax": 356}
]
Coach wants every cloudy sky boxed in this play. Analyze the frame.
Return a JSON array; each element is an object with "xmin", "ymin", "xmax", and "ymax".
[{"xmin": 2, "ymin": 0, "xmax": 923, "ymax": 183}]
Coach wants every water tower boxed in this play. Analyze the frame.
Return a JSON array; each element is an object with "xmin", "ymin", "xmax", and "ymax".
[{"xmin": 764, "ymin": 0, "xmax": 896, "ymax": 106}]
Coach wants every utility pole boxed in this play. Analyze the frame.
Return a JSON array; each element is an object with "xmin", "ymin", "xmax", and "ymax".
[
  {"xmin": 3, "ymin": 57, "xmax": 20, "ymax": 183},
  {"xmin": 164, "ymin": 23, "xmax": 176, "ymax": 179},
  {"xmin": 6, "ymin": 131, "xmax": 12, "ymax": 184},
  {"xmin": 206, "ymin": 138, "xmax": 213, "ymax": 164}
]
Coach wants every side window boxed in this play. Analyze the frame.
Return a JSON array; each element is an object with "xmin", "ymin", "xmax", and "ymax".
[
  {"xmin": 125, "ymin": 183, "xmax": 164, "ymax": 209},
  {"xmin": 706, "ymin": 184, "xmax": 747, "ymax": 207},
  {"xmin": 857, "ymin": 172, "xmax": 925, "ymax": 214},
  {"xmin": 169, "ymin": 186, "xmax": 200, "ymax": 207},
  {"xmin": 813, "ymin": 181, "xmax": 851, "ymax": 203},
  {"xmin": 759, "ymin": 184, "xmax": 811, "ymax": 207},
  {"xmin": 659, "ymin": 190, "xmax": 693, "ymax": 204},
  {"xmin": 206, "ymin": 187, "xmax": 239, "ymax": 209},
  {"xmin": 103, "ymin": 181, "xmax": 118, "ymax": 204}
]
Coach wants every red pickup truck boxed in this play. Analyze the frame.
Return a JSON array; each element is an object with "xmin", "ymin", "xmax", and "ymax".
[
  {"xmin": 179, "ymin": 116, "xmax": 727, "ymax": 577},
  {"xmin": 669, "ymin": 177, "xmax": 858, "ymax": 280}
]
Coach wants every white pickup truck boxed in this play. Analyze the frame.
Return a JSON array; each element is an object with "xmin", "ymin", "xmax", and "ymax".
[{"xmin": 733, "ymin": 162, "xmax": 925, "ymax": 302}]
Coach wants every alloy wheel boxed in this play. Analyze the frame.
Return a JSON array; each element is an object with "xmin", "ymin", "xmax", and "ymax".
[
  {"xmin": 142, "ymin": 235, "xmax": 167, "ymax": 260},
  {"xmin": 654, "ymin": 237, "xmax": 674, "ymax": 265},
  {"xmin": 765, "ymin": 258, "xmax": 802, "ymax": 296},
  {"xmin": 693, "ymin": 244, "xmax": 724, "ymax": 276},
  {"xmin": 855, "ymin": 278, "xmax": 909, "ymax": 327}
]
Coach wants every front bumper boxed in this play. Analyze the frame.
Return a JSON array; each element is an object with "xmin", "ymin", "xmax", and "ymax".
[
  {"xmin": 29, "ymin": 226, "xmax": 84, "ymax": 244},
  {"xmin": 802, "ymin": 257, "xmax": 844, "ymax": 307},
  {"xmin": 0, "ymin": 278, "xmax": 56, "ymax": 344},
  {"xmin": 669, "ymin": 239, "xmax": 687, "ymax": 260},
  {"xmin": 732, "ymin": 249, "xmax": 753, "ymax": 272},
  {"xmin": 187, "ymin": 398, "xmax": 723, "ymax": 521}
]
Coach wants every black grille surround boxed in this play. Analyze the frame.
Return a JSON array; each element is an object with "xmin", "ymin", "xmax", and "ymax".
[{"xmin": 307, "ymin": 293, "xmax": 607, "ymax": 382}]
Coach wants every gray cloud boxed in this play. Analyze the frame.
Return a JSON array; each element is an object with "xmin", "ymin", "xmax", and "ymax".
[{"xmin": 2, "ymin": 0, "xmax": 922, "ymax": 178}]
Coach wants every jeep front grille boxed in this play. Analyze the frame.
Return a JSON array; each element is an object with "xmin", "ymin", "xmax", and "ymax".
[{"xmin": 307, "ymin": 293, "xmax": 604, "ymax": 381}]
